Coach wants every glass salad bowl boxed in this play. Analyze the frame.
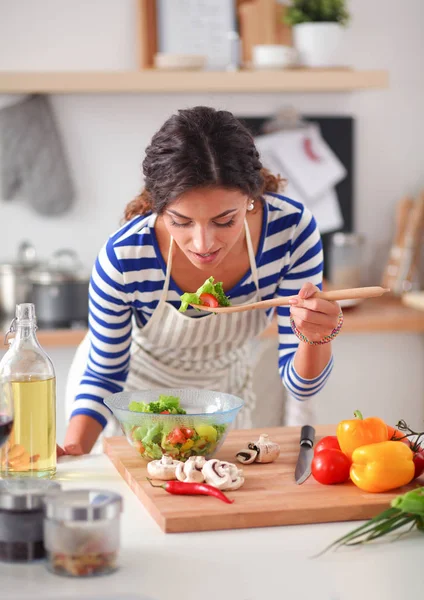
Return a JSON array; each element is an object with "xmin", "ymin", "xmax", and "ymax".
[{"xmin": 104, "ymin": 388, "xmax": 244, "ymax": 462}]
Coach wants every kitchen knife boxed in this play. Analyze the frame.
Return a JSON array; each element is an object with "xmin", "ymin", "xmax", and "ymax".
[{"xmin": 295, "ymin": 425, "xmax": 316, "ymax": 484}]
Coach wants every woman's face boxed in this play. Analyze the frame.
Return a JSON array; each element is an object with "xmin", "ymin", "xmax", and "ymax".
[{"xmin": 162, "ymin": 187, "xmax": 250, "ymax": 270}]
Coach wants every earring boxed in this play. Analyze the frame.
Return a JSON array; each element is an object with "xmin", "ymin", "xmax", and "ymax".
[{"xmin": 247, "ymin": 199, "xmax": 255, "ymax": 211}]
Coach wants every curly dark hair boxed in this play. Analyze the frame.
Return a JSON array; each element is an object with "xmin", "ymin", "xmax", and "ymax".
[{"xmin": 124, "ymin": 106, "xmax": 285, "ymax": 221}]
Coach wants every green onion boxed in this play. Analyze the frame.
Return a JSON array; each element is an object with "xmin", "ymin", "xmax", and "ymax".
[{"xmin": 315, "ymin": 486, "xmax": 424, "ymax": 556}]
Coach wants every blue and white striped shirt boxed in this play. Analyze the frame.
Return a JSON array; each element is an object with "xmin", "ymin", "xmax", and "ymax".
[{"xmin": 72, "ymin": 193, "xmax": 333, "ymax": 427}]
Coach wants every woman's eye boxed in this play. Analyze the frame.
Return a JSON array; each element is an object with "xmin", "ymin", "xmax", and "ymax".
[
  {"xmin": 214, "ymin": 218, "xmax": 235, "ymax": 228},
  {"xmin": 170, "ymin": 219, "xmax": 191, "ymax": 228}
]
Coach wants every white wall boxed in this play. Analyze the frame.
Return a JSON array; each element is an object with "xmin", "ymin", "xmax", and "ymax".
[{"xmin": 1, "ymin": 0, "xmax": 423, "ymax": 444}]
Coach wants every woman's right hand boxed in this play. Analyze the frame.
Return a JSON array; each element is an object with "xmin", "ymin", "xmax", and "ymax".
[
  {"xmin": 56, "ymin": 443, "xmax": 85, "ymax": 457},
  {"xmin": 57, "ymin": 444, "xmax": 66, "ymax": 458},
  {"xmin": 63, "ymin": 414, "xmax": 104, "ymax": 456}
]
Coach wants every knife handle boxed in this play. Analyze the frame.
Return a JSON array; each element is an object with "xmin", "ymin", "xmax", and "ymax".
[{"xmin": 300, "ymin": 425, "xmax": 315, "ymax": 448}]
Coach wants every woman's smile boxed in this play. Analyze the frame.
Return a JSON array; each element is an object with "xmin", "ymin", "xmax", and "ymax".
[{"xmin": 189, "ymin": 248, "xmax": 221, "ymax": 264}]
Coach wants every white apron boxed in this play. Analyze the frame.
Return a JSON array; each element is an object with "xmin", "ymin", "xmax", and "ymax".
[{"xmin": 66, "ymin": 220, "xmax": 270, "ymax": 448}]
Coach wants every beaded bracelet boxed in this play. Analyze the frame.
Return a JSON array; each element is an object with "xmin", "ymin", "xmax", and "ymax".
[{"xmin": 290, "ymin": 310, "xmax": 344, "ymax": 346}]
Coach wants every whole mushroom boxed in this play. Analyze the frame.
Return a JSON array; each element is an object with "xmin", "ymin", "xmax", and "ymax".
[
  {"xmin": 175, "ymin": 456, "xmax": 207, "ymax": 483},
  {"xmin": 202, "ymin": 459, "xmax": 244, "ymax": 491},
  {"xmin": 146, "ymin": 455, "xmax": 182, "ymax": 480},
  {"xmin": 236, "ymin": 433, "xmax": 280, "ymax": 465}
]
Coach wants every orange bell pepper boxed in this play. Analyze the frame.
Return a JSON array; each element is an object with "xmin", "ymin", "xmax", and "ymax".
[
  {"xmin": 350, "ymin": 441, "xmax": 415, "ymax": 492},
  {"xmin": 336, "ymin": 410, "xmax": 388, "ymax": 460}
]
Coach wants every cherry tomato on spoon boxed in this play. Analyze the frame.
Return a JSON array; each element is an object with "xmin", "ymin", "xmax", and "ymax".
[{"xmin": 199, "ymin": 293, "xmax": 219, "ymax": 308}]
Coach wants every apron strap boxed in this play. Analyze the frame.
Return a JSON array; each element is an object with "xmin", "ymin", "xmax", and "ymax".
[
  {"xmin": 158, "ymin": 236, "xmax": 174, "ymax": 305},
  {"xmin": 244, "ymin": 220, "xmax": 260, "ymax": 292}
]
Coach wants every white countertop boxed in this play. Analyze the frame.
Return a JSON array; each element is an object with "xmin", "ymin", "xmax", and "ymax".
[{"xmin": 1, "ymin": 453, "xmax": 422, "ymax": 600}]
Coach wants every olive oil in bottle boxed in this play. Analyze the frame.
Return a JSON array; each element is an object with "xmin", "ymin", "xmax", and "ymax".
[{"xmin": 0, "ymin": 304, "xmax": 56, "ymax": 478}]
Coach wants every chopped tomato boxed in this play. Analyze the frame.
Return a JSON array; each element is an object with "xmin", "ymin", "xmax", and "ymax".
[
  {"xmin": 167, "ymin": 428, "xmax": 186, "ymax": 445},
  {"xmin": 133, "ymin": 441, "xmax": 145, "ymax": 454},
  {"xmin": 160, "ymin": 410, "xmax": 170, "ymax": 414},
  {"xmin": 180, "ymin": 427, "xmax": 194, "ymax": 438},
  {"xmin": 199, "ymin": 293, "xmax": 219, "ymax": 308}
]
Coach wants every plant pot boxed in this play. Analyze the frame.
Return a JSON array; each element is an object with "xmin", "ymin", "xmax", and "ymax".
[{"xmin": 293, "ymin": 22, "xmax": 344, "ymax": 67}]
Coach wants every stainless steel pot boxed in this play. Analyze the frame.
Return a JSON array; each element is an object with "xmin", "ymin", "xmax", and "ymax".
[
  {"xmin": 0, "ymin": 242, "xmax": 39, "ymax": 318},
  {"xmin": 29, "ymin": 249, "xmax": 89, "ymax": 328}
]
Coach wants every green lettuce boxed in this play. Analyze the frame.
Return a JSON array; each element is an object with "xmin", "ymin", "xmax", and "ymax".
[
  {"xmin": 128, "ymin": 394, "xmax": 186, "ymax": 415},
  {"xmin": 179, "ymin": 276, "xmax": 231, "ymax": 312}
]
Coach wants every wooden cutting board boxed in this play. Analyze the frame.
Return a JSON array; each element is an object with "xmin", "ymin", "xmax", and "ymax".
[{"xmin": 103, "ymin": 426, "xmax": 421, "ymax": 533}]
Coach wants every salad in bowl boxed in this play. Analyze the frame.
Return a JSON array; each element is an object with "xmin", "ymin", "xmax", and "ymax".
[{"xmin": 104, "ymin": 388, "xmax": 243, "ymax": 462}]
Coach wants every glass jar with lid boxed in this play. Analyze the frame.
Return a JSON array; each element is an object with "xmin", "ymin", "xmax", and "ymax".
[
  {"xmin": 43, "ymin": 489, "xmax": 123, "ymax": 577},
  {"xmin": 0, "ymin": 479, "xmax": 60, "ymax": 562},
  {"xmin": 328, "ymin": 233, "xmax": 365, "ymax": 289}
]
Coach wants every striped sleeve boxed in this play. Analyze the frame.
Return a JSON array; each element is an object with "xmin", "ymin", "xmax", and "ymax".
[
  {"xmin": 70, "ymin": 238, "xmax": 133, "ymax": 428},
  {"xmin": 276, "ymin": 206, "xmax": 334, "ymax": 400}
]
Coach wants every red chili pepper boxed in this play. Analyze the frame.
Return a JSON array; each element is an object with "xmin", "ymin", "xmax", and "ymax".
[{"xmin": 146, "ymin": 478, "xmax": 234, "ymax": 504}]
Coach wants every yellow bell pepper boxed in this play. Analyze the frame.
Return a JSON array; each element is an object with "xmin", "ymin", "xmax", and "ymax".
[
  {"xmin": 180, "ymin": 439, "xmax": 194, "ymax": 452},
  {"xmin": 195, "ymin": 425, "xmax": 217, "ymax": 442},
  {"xmin": 337, "ymin": 410, "xmax": 388, "ymax": 460},
  {"xmin": 350, "ymin": 441, "xmax": 415, "ymax": 493}
]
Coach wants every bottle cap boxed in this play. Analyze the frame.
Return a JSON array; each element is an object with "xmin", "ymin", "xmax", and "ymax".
[{"xmin": 15, "ymin": 303, "xmax": 36, "ymax": 322}]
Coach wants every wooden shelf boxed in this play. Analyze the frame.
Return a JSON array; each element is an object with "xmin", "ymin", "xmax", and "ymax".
[
  {"xmin": 262, "ymin": 296, "xmax": 424, "ymax": 338},
  {"xmin": 0, "ymin": 69, "xmax": 389, "ymax": 94},
  {"xmin": 18, "ymin": 297, "xmax": 423, "ymax": 349}
]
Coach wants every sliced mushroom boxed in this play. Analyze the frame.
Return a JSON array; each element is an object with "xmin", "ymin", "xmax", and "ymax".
[
  {"xmin": 147, "ymin": 455, "xmax": 182, "ymax": 480},
  {"xmin": 202, "ymin": 459, "xmax": 244, "ymax": 491},
  {"xmin": 235, "ymin": 448, "xmax": 258, "ymax": 465},
  {"xmin": 175, "ymin": 456, "xmax": 207, "ymax": 483}
]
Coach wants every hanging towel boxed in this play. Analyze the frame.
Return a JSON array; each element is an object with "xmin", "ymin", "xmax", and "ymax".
[{"xmin": 0, "ymin": 94, "xmax": 75, "ymax": 216}]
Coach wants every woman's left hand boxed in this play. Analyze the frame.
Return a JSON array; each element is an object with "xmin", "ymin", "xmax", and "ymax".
[{"xmin": 289, "ymin": 282, "xmax": 340, "ymax": 344}]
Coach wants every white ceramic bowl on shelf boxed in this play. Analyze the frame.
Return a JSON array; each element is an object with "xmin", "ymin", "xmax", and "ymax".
[{"xmin": 154, "ymin": 53, "xmax": 206, "ymax": 70}]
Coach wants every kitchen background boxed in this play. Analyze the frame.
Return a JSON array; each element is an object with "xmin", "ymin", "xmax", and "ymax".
[{"xmin": 0, "ymin": 0, "xmax": 423, "ymax": 445}]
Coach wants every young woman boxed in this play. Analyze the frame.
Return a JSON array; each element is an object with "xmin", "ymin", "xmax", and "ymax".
[{"xmin": 61, "ymin": 106, "xmax": 341, "ymax": 455}]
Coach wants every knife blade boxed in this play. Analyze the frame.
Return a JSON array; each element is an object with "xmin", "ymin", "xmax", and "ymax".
[{"xmin": 295, "ymin": 425, "xmax": 316, "ymax": 484}]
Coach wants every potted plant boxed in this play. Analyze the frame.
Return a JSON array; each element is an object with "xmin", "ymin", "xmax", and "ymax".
[{"xmin": 284, "ymin": 0, "xmax": 350, "ymax": 67}]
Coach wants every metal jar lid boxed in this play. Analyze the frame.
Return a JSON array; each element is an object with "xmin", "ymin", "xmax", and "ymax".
[
  {"xmin": 0, "ymin": 480, "xmax": 61, "ymax": 511},
  {"xmin": 331, "ymin": 232, "xmax": 365, "ymax": 247},
  {"xmin": 44, "ymin": 489, "xmax": 123, "ymax": 522}
]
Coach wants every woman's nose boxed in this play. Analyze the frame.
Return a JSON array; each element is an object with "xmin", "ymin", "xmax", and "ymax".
[{"xmin": 191, "ymin": 226, "xmax": 213, "ymax": 253}]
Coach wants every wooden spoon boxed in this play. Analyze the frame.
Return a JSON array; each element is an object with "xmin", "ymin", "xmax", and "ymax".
[{"xmin": 190, "ymin": 286, "xmax": 390, "ymax": 314}]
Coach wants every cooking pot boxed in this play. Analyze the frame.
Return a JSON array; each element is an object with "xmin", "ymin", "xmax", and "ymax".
[
  {"xmin": 0, "ymin": 242, "xmax": 39, "ymax": 318},
  {"xmin": 29, "ymin": 249, "xmax": 90, "ymax": 328}
]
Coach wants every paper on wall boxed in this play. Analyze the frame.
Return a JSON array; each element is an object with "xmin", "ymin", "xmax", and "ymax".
[
  {"xmin": 254, "ymin": 125, "xmax": 345, "ymax": 234},
  {"xmin": 255, "ymin": 124, "xmax": 347, "ymax": 201},
  {"xmin": 283, "ymin": 177, "xmax": 344, "ymax": 235}
]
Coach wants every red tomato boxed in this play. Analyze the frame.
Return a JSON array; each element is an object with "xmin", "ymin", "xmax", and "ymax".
[
  {"xmin": 413, "ymin": 449, "xmax": 424, "ymax": 479},
  {"xmin": 180, "ymin": 427, "xmax": 194, "ymax": 438},
  {"xmin": 311, "ymin": 449, "xmax": 351, "ymax": 485},
  {"xmin": 167, "ymin": 428, "xmax": 186, "ymax": 445},
  {"xmin": 199, "ymin": 293, "xmax": 219, "ymax": 308},
  {"xmin": 314, "ymin": 436, "xmax": 341, "ymax": 455},
  {"xmin": 160, "ymin": 410, "xmax": 170, "ymax": 414}
]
